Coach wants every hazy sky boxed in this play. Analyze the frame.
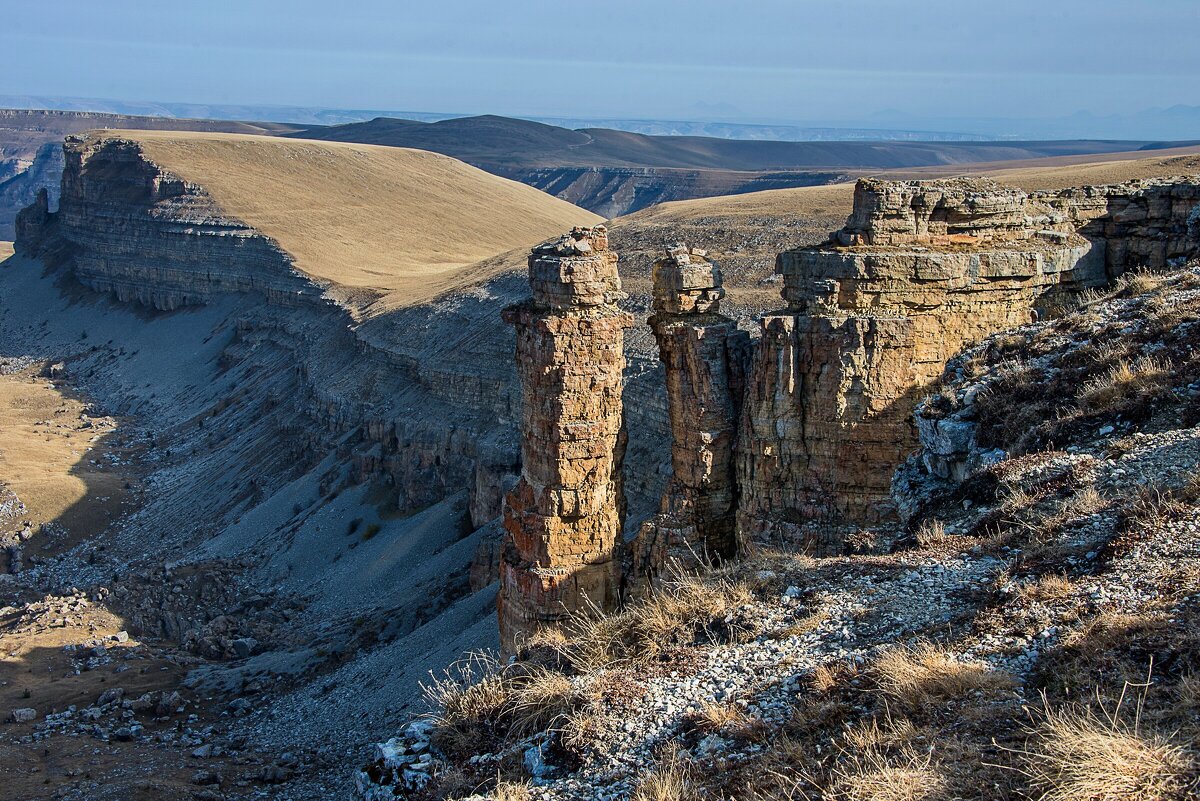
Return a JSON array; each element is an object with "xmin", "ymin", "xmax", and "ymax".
[{"xmin": 3, "ymin": 0, "xmax": 1199, "ymax": 124}]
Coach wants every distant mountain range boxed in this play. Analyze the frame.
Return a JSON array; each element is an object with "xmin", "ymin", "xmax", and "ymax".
[{"xmin": 9, "ymin": 94, "xmax": 1195, "ymax": 142}]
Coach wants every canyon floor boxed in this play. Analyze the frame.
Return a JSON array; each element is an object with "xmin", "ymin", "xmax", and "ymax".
[{"xmin": 0, "ymin": 142, "xmax": 1198, "ymax": 800}]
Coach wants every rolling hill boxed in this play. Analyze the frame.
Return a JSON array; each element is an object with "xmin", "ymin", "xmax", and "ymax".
[{"xmin": 78, "ymin": 130, "xmax": 603, "ymax": 307}]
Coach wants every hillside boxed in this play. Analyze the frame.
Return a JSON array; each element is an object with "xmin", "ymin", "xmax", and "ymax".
[
  {"xmin": 291, "ymin": 115, "xmax": 1200, "ymax": 217},
  {"xmin": 66, "ymin": 131, "xmax": 602, "ymax": 309},
  {"xmin": 293, "ymin": 115, "xmax": 1180, "ymax": 171},
  {"xmin": 2, "ymin": 147, "xmax": 1198, "ymax": 799},
  {"xmin": 0, "ymin": 110, "xmax": 304, "ymax": 238}
]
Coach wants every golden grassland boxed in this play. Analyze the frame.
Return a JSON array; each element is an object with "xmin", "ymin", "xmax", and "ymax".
[{"xmin": 109, "ymin": 131, "xmax": 601, "ymax": 309}]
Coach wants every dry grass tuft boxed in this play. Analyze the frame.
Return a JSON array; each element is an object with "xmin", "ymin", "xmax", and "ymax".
[
  {"xmin": 424, "ymin": 652, "xmax": 511, "ymax": 747},
  {"xmin": 915, "ymin": 518, "xmax": 955, "ymax": 550},
  {"xmin": 831, "ymin": 747, "xmax": 947, "ymax": 801},
  {"xmin": 1116, "ymin": 271, "xmax": 1171, "ymax": 297},
  {"xmin": 1078, "ymin": 356, "xmax": 1171, "ymax": 413},
  {"xmin": 1018, "ymin": 573, "xmax": 1077, "ymax": 604},
  {"xmin": 632, "ymin": 745, "xmax": 700, "ymax": 801},
  {"xmin": 872, "ymin": 644, "xmax": 1017, "ymax": 707},
  {"xmin": 549, "ymin": 569, "xmax": 755, "ymax": 672},
  {"xmin": 490, "ymin": 779, "xmax": 534, "ymax": 801},
  {"xmin": 1020, "ymin": 703, "xmax": 1197, "ymax": 801},
  {"xmin": 422, "ymin": 653, "xmax": 595, "ymax": 753}
]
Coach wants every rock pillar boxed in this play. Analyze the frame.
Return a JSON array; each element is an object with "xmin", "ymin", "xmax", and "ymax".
[
  {"xmin": 498, "ymin": 226, "xmax": 632, "ymax": 652},
  {"xmin": 628, "ymin": 245, "xmax": 748, "ymax": 588}
]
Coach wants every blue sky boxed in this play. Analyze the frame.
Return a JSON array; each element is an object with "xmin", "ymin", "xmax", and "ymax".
[{"xmin": 3, "ymin": 0, "xmax": 1198, "ymax": 125}]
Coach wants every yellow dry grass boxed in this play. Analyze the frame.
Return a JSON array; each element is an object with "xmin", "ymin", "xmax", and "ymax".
[
  {"xmin": 831, "ymin": 747, "xmax": 947, "ymax": 801},
  {"xmin": 0, "ymin": 241, "xmax": 13, "ymax": 261},
  {"xmin": 1021, "ymin": 704, "xmax": 1197, "ymax": 801},
  {"xmin": 872, "ymin": 643, "xmax": 1017, "ymax": 707},
  {"xmin": 0, "ymin": 368, "xmax": 129, "ymax": 539},
  {"xmin": 102, "ymin": 131, "xmax": 600, "ymax": 311}
]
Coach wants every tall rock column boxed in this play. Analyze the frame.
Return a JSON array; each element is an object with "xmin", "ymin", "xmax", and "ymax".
[
  {"xmin": 628, "ymin": 245, "xmax": 749, "ymax": 590},
  {"xmin": 498, "ymin": 226, "xmax": 632, "ymax": 652}
]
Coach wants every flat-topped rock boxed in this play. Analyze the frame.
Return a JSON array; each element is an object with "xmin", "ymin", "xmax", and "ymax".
[{"xmin": 838, "ymin": 177, "xmax": 1036, "ymax": 247}]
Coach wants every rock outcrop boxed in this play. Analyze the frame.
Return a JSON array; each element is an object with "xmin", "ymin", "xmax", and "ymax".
[
  {"xmin": 737, "ymin": 178, "xmax": 1109, "ymax": 544},
  {"xmin": 497, "ymin": 226, "xmax": 632, "ymax": 652},
  {"xmin": 1039, "ymin": 177, "xmax": 1200, "ymax": 272},
  {"xmin": 27, "ymin": 135, "xmax": 323, "ymax": 311},
  {"xmin": 628, "ymin": 245, "xmax": 748, "ymax": 586}
]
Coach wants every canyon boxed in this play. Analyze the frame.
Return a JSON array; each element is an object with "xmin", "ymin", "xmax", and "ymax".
[
  {"xmin": 2, "ymin": 126, "xmax": 1199, "ymax": 797},
  {"xmin": 489, "ymin": 171, "xmax": 1200, "ymax": 648}
]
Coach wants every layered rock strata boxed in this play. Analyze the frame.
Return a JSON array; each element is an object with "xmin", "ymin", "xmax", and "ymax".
[
  {"xmin": 497, "ymin": 227, "xmax": 632, "ymax": 652},
  {"xmin": 1039, "ymin": 177, "xmax": 1200, "ymax": 273},
  {"xmin": 20, "ymin": 135, "xmax": 322, "ymax": 311},
  {"xmin": 629, "ymin": 245, "xmax": 748, "ymax": 587},
  {"xmin": 738, "ymin": 178, "xmax": 1108, "ymax": 542}
]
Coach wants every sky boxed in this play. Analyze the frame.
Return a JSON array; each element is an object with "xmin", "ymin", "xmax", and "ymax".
[{"xmin": 3, "ymin": 0, "xmax": 1199, "ymax": 130}]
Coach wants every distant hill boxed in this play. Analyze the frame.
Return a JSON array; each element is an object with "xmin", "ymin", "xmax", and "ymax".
[
  {"xmin": 290, "ymin": 114, "xmax": 1172, "ymax": 171},
  {"xmin": 289, "ymin": 115, "xmax": 1200, "ymax": 216}
]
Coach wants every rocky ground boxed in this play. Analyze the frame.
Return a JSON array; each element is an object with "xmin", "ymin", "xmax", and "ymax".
[{"xmin": 357, "ymin": 264, "xmax": 1200, "ymax": 801}]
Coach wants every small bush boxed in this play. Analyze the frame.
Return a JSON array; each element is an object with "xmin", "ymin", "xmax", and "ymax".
[{"xmin": 361, "ymin": 522, "xmax": 382, "ymax": 541}]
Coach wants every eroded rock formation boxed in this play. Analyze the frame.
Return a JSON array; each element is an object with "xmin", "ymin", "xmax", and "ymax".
[
  {"xmin": 628, "ymin": 245, "xmax": 748, "ymax": 586},
  {"xmin": 737, "ymin": 178, "xmax": 1109, "ymax": 545},
  {"xmin": 18, "ymin": 135, "xmax": 322, "ymax": 311},
  {"xmin": 497, "ymin": 226, "xmax": 632, "ymax": 651}
]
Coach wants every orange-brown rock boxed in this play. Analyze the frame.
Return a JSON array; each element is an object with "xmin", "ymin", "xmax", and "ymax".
[
  {"xmin": 628, "ymin": 245, "xmax": 748, "ymax": 588},
  {"xmin": 497, "ymin": 226, "xmax": 632, "ymax": 652},
  {"xmin": 737, "ymin": 178, "xmax": 1108, "ymax": 545}
]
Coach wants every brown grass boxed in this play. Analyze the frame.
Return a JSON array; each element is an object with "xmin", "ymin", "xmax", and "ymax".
[
  {"xmin": 872, "ymin": 644, "xmax": 1017, "ymax": 707},
  {"xmin": 1020, "ymin": 703, "xmax": 1197, "ymax": 801},
  {"xmin": 105, "ymin": 130, "xmax": 600, "ymax": 312},
  {"xmin": 490, "ymin": 779, "xmax": 533, "ymax": 801},
  {"xmin": 831, "ymin": 747, "xmax": 947, "ymax": 801},
  {"xmin": 0, "ymin": 367, "xmax": 132, "ymax": 548},
  {"xmin": 540, "ymin": 570, "xmax": 755, "ymax": 672},
  {"xmin": 632, "ymin": 746, "xmax": 700, "ymax": 801},
  {"xmin": 423, "ymin": 652, "xmax": 600, "ymax": 755},
  {"xmin": 1078, "ymin": 356, "xmax": 1172, "ymax": 412}
]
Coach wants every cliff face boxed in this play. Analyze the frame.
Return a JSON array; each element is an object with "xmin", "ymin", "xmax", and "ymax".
[
  {"xmin": 736, "ymin": 178, "xmax": 1109, "ymax": 543},
  {"xmin": 629, "ymin": 245, "xmax": 749, "ymax": 586},
  {"xmin": 21, "ymin": 136, "xmax": 323, "ymax": 310}
]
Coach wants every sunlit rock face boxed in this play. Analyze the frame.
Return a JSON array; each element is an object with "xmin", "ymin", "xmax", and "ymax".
[
  {"xmin": 497, "ymin": 226, "xmax": 632, "ymax": 652},
  {"xmin": 737, "ymin": 177, "xmax": 1112, "ymax": 548},
  {"xmin": 628, "ymin": 244, "xmax": 748, "ymax": 589}
]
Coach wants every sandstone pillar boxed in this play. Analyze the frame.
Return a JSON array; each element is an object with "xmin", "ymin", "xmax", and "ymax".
[
  {"xmin": 629, "ymin": 245, "xmax": 748, "ymax": 587},
  {"xmin": 498, "ymin": 226, "xmax": 632, "ymax": 652}
]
